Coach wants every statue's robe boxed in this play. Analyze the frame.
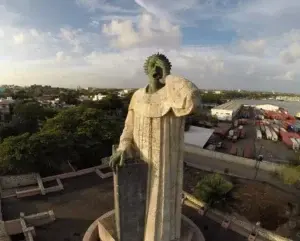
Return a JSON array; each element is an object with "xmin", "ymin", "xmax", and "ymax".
[{"xmin": 117, "ymin": 75, "xmax": 200, "ymax": 241}]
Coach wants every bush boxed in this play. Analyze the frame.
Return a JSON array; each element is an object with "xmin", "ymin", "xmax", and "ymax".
[
  {"xmin": 278, "ymin": 165, "xmax": 300, "ymax": 185},
  {"xmin": 194, "ymin": 173, "xmax": 233, "ymax": 206},
  {"xmin": 289, "ymin": 153, "xmax": 300, "ymax": 166}
]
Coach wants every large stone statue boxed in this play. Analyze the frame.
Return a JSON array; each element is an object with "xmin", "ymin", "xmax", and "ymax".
[{"xmin": 110, "ymin": 53, "xmax": 201, "ymax": 241}]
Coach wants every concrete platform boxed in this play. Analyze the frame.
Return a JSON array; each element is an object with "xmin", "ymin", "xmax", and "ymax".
[{"xmin": 83, "ymin": 210, "xmax": 205, "ymax": 241}]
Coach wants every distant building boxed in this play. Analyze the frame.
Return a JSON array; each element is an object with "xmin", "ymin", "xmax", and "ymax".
[
  {"xmin": 275, "ymin": 96, "xmax": 300, "ymax": 102},
  {"xmin": 255, "ymin": 104, "xmax": 279, "ymax": 111},
  {"xmin": 0, "ymin": 98, "xmax": 14, "ymax": 121},
  {"xmin": 92, "ymin": 93, "xmax": 106, "ymax": 101},
  {"xmin": 184, "ymin": 126, "xmax": 215, "ymax": 148},
  {"xmin": 79, "ymin": 95, "xmax": 90, "ymax": 101},
  {"xmin": 214, "ymin": 90, "xmax": 222, "ymax": 94},
  {"xmin": 211, "ymin": 101, "xmax": 242, "ymax": 121},
  {"xmin": 118, "ymin": 89, "xmax": 130, "ymax": 97}
]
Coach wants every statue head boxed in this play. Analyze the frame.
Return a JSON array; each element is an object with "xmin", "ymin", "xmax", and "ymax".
[{"xmin": 144, "ymin": 53, "xmax": 172, "ymax": 87}]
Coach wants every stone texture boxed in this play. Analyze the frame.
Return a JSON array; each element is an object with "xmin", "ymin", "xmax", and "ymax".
[
  {"xmin": 116, "ymin": 75, "xmax": 200, "ymax": 241},
  {"xmin": 0, "ymin": 173, "xmax": 37, "ymax": 189},
  {"xmin": 114, "ymin": 161, "xmax": 148, "ymax": 241},
  {"xmin": 96, "ymin": 211, "xmax": 205, "ymax": 241}
]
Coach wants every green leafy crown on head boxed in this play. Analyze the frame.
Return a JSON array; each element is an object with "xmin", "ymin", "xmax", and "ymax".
[{"xmin": 143, "ymin": 52, "xmax": 172, "ymax": 75}]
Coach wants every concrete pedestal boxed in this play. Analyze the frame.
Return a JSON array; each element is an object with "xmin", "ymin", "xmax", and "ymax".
[{"xmin": 83, "ymin": 210, "xmax": 206, "ymax": 241}]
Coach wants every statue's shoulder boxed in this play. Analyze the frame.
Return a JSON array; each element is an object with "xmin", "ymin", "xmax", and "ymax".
[
  {"xmin": 165, "ymin": 75, "xmax": 199, "ymax": 95},
  {"xmin": 128, "ymin": 88, "xmax": 145, "ymax": 110}
]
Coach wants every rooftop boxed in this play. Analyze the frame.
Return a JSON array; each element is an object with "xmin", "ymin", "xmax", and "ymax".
[
  {"xmin": 184, "ymin": 126, "xmax": 214, "ymax": 148},
  {"xmin": 1, "ymin": 172, "xmax": 246, "ymax": 241},
  {"xmin": 235, "ymin": 99, "xmax": 299, "ymax": 115},
  {"xmin": 211, "ymin": 101, "xmax": 242, "ymax": 111},
  {"xmin": 2, "ymin": 173, "xmax": 114, "ymax": 241}
]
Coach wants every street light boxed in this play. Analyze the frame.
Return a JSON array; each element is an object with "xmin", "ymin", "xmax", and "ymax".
[{"xmin": 254, "ymin": 154, "xmax": 263, "ymax": 180}]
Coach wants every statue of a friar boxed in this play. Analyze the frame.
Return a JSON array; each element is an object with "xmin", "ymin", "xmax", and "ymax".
[{"xmin": 110, "ymin": 53, "xmax": 201, "ymax": 241}]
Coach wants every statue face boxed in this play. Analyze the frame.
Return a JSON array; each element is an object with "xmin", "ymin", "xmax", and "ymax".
[{"xmin": 147, "ymin": 58, "xmax": 168, "ymax": 85}]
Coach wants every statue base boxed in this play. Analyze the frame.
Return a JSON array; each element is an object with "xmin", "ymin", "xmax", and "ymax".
[{"xmin": 83, "ymin": 210, "xmax": 206, "ymax": 241}]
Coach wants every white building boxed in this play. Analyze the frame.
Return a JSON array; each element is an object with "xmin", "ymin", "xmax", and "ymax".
[
  {"xmin": 92, "ymin": 93, "xmax": 106, "ymax": 101},
  {"xmin": 79, "ymin": 95, "xmax": 90, "ymax": 101},
  {"xmin": 118, "ymin": 89, "xmax": 130, "ymax": 97},
  {"xmin": 255, "ymin": 104, "xmax": 279, "ymax": 111},
  {"xmin": 211, "ymin": 101, "xmax": 242, "ymax": 121}
]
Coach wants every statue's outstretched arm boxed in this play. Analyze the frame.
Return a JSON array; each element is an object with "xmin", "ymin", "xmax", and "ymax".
[{"xmin": 118, "ymin": 109, "xmax": 134, "ymax": 151}]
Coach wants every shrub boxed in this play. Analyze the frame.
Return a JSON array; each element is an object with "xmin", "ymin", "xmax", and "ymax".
[
  {"xmin": 278, "ymin": 165, "xmax": 300, "ymax": 185},
  {"xmin": 194, "ymin": 173, "xmax": 233, "ymax": 206}
]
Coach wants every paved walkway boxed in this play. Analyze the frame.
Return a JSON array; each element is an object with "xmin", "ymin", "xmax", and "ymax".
[{"xmin": 184, "ymin": 152, "xmax": 300, "ymax": 198}]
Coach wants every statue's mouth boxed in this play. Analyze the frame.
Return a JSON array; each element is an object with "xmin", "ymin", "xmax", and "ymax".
[{"xmin": 153, "ymin": 73, "xmax": 162, "ymax": 79}]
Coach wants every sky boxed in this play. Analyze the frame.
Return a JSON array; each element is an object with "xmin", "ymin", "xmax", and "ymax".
[{"xmin": 0, "ymin": 0, "xmax": 300, "ymax": 92}]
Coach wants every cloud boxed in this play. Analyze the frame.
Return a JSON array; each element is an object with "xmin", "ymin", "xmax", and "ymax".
[
  {"xmin": 272, "ymin": 71, "xmax": 296, "ymax": 81},
  {"xmin": 226, "ymin": 0, "xmax": 300, "ymax": 38},
  {"xmin": 89, "ymin": 20, "xmax": 100, "ymax": 28},
  {"xmin": 239, "ymin": 39, "xmax": 267, "ymax": 56},
  {"xmin": 0, "ymin": 28, "xmax": 4, "ymax": 38},
  {"xmin": 59, "ymin": 27, "xmax": 84, "ymax": 53},
  {"xmin": 0, "ymin": 45, "xmax": 289, "ymax": 90},
  {"xmin": 280, "ymin": 42, "xmax": 300, "ymax": 64},
  {"xmin": 1, "ymin": 1, "xmax": 300, "ymax": 93},
  {"xmin": 56, "ymin": 51, "xmax": 72, "ymax": 62},
  {"xmin": 134, "ymin": 0, "xmax": 215, "ymax": 24},
  {"xmin": 30, "ymin": 29, "xmax": 40, "ymax": 38},
  {"xmin": 0, "ymin": 4, "xmax": 20, "ymax": 25},
  {"xmin": 76, "ymin": 0, "xmax": 138, "ymax": 13},
  {"xmin": 102, "ymin": 13, "xmax": 181, "ymax": 49},
  {"xmin": 13, "ymin": 33, "xmax": 25, "ymax": 44}
]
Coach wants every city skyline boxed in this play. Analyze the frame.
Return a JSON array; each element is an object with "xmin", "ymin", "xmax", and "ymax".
[{"xmin": 0, "ymin": 0, "xmax": 300, "ymax": 92}]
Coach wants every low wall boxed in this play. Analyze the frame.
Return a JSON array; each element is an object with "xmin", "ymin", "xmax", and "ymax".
[
  {"xmin": 0, "ymin": 221, "xmax": 11, "ymax": 241},
  {"xmin": 42, "ymin": 163, "xmax": 109, "ymax": 182},
  {"xmin": 185, "ymin": 144, "xmax": 283, "ymax": 173},
  {"xmin": 183, "ymin": 192, "xmax": 292, "ymax": 241},
  {"xmin": 4, "ymin": 211, "xmax": 55, "ymax": 235},
  {"xmin": 16, "ymin": 188, "xmax": 41, "ymax": 198},
  {"xmin": 0, "ymin": 173, "xmax": 37, "ymax": 189}
]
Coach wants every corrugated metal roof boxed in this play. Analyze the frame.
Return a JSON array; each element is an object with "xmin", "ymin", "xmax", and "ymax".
[
  {"xmin": 211, "ymin": 101, "xmax": 242, "ymax": 112},
  {"xmin": 235, "ymin": 99, "xmax": 299, "ymax": 115},
  {"xmin": 184, "ymin": 126, "xmax": 214, "ymax": 148}
]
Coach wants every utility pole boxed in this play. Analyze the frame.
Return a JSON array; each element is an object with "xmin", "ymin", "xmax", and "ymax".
[{"xmin": 254, "ymin": 154, "xmax": 263, "ymax": 180}]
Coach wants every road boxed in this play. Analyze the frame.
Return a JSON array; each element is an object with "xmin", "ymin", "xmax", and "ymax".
[
  {"xmin": 185, "ymin": 152, "xmax": 269, "ymax": 179},
  {"xmin": 184, "ymin": 152, "xmax": 300, "ymax": 197}
]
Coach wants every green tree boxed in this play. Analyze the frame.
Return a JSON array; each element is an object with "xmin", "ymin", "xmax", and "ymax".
[
  {"xmin": 2, "ymin": 101, "xmax": 58, "ymax": 138},
  {"xmin": 194, "ymin": 173, "xmax": 233, "ymax": 206},
  {"xmin": 12, "ymin": 90, "xmax": 30, "ymax": 100},
  {"xmin": 0, "ymin": 103, "xmax": 125, "ymax": 174},
  {"xmin": 98, "ymin": 93, "xmax": 124, "ymax": 111},
  {"xmin": 41, "ymin": 106, "xmax": 123, "ymax": 168},
  {"xmin": 59, "ymin": 91, "xmax": 79, "ymax": 105},
  {"xmin": 0, "ymin": 133, "xmax": 32, "ymax": 174},
  {"xmin": 27, "ymin": 129, "xmax": 77, "ymax": 175},
  {"xmin": 13, "ymin": 101, "xmax": 56, "ymax": 121}
]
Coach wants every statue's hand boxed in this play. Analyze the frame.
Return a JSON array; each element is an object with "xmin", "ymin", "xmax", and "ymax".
[{"xmin": 109, "ymin": 147, "xmax": 133, "ymax": 171}]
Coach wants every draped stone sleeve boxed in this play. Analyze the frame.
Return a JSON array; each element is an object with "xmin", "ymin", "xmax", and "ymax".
[
  {"xmin": 117, "ymin": 92, "xmax": 137, "ymax": 152},
  {"xmin": 165, "ymin": 75, "xmax": 201, "ymax": 117},
  {"xmin": 117, "ymin": 109, "xmax": 134, "ymax": 151}
]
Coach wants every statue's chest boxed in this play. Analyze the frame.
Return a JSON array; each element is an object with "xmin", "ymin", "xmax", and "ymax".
[{"xmin": 133, "ymin": 89, "xmax": 171, "ymax": 118}]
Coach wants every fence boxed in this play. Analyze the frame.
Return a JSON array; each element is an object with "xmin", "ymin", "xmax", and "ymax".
[{"xmin": 183, "ymin": 192, "xmax": 293, "ymax": 241}]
